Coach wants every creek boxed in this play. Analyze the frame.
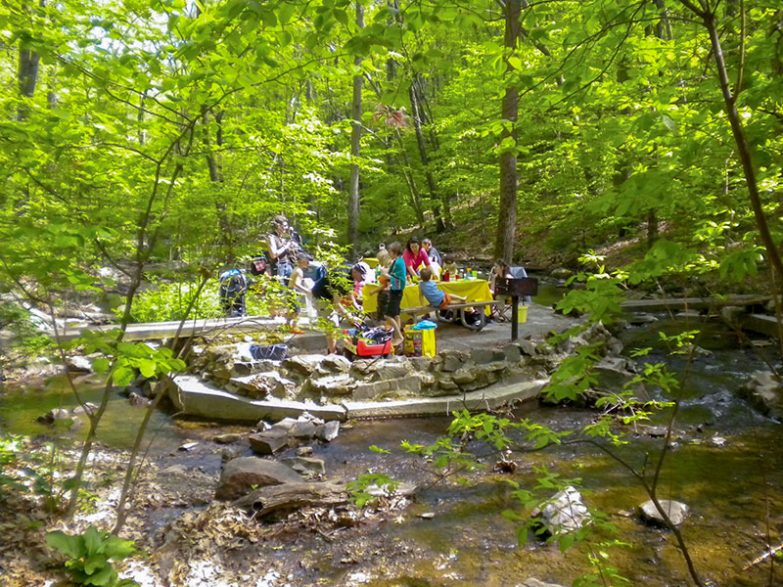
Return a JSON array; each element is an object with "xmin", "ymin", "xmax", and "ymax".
[{"xmin": 1, "ymin": 304, "xmax": 782, "ymax": 585}]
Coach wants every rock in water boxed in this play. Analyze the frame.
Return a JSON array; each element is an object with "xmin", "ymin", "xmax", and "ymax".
[
  {"xmin": 215, "ymin": 456, "xmax": 303, "ymax": 500},
  {"xmin": 534, "ymin": 486, "xmax": 590, "ymax": 538},
  {"xmin": 638, "ymin": 499, "xmax": 689, "ymax": 527}
]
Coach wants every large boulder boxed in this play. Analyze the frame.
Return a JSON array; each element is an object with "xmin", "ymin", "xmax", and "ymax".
[{"xmin": 215, "ymin": 456, "xmax": 303, "ymax": 500}]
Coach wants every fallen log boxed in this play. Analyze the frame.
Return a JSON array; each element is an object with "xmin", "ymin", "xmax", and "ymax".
[{"xmin": 233, "ymin": 481, "xmax": 350, "ymax": 518}]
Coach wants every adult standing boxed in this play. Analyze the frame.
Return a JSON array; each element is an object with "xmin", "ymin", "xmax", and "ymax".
[
  {"xmin": 402, "ymin": 236, "xmax": 431, "ymax": 279},
  {"xmin": 266, "ymin": 215, "xmax": 298, "ymax": 282}
]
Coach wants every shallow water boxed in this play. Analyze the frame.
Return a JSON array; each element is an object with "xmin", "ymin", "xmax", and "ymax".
[
  {"xmin": 0, "ymin": 376, "xmax": 187, "ymax": 450},
  {"xmin": 1, "ymin": 317, "xmax": 782, "ymax": 585}
]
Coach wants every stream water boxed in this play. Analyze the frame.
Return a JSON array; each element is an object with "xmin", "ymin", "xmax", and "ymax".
[{"xmin": 1, "ymin": 311, "xmax": 782, "ymax": 585}]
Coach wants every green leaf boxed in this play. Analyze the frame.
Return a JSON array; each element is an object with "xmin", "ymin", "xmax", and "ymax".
[
  {"xmin": 85, "ymin": 563, "xmax": 118, "ymax": 586},
  {"xmin": 84, "ymin": 554, "xmax": 109, "ymax": 575},
  {"xmin": 112, "ymin": 365, "xmax": 136, "ymax": 386},
  {"xmin": 83, "ymin": 526, "xmax": 104, "ymax": 556},
  {"xmin": 46, "ymin": 531, "xmax": 82, "ymax": 559},
  {"xmin": 92, "ymin": 358, "xmax": 111, "ymax": 374},
  {"xmin": 138, "ymin": 358, "xmax": 157, "ymax": 378}
]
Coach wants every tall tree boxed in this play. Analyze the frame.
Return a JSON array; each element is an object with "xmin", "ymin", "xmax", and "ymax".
[
  {"xmin": 348, "ymin": 1, "xmax": 364, "ymax": 256},
  {"xmin": 495, "ymin": 0, "xmax": 522, "ymax": 262}
]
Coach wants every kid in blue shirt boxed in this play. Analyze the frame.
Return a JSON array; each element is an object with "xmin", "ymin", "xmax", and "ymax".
[
  {"xmin": 418, "ymin": 267, "xmax": 466, "ymax": 309},
  {"xmin": 384, "ymin": 242, "xmax": 407, "ymax": 346}
]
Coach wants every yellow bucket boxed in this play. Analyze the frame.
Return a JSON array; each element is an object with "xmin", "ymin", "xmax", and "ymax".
[{"xmin": 517, "ymin": 305, "xmax": 528, "ymax": 324}]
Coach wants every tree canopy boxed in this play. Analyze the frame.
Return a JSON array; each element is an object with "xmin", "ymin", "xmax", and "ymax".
[{"xmin": 1, "ymin": 0, "xmax": 782, "ymax": 293}]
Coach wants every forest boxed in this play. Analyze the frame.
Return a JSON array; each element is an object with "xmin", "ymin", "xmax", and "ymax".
[{"xmin": 1, "ymin": 0, "xmax": 783, "ymax": 586}]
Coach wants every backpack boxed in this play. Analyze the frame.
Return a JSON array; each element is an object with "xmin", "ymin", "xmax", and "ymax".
[
  {"xmin": 306, "ymin": 262, "xmax": 330, "ymax": 300},
  {"xmin": 219, "ymin": 269, "xmax": 249, "ymax": 317}
]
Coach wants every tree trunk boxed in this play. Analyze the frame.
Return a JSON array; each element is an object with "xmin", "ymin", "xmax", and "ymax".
[
  {"xmin": 409, "ymin": 76, "xmax": 445, "ymax": 233},
  {"xmin": 202, "ymin": 107, "xmax": 234, "ymax": 264},
  {"xmin": 644, "ymin": 0, "xmax": 673, "ymax": 249},
  {"xmin": 347, "ymin": 2, "xmax": 364, "ymax": 257},
  {"xmin": 696, "ymin": 7, "xmax": 783, "ymax": 285},
  {"xmin": 386, "ymin": 0, "xmax": 400, "ymax": 81},
  {"xmin": 394, "ymin": 130, "xmax": 426, "ymax": 225},
  {"xmin": 495, "ymin": 0, "xmax": 522, "ymax": 262}
]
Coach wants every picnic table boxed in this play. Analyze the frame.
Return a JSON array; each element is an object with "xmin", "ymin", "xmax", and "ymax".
[{"xmin": 362, "ymin": 279, "xmax": 494, "ymax": 317}]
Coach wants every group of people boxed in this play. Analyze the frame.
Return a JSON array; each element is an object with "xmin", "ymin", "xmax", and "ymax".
[
  {"xmin": 376, "ymin": 236, "xmax": 445, "ymax": 281},
  {"xmin": 369, "ymin": 237, "xmax": 467, "ymax": 347},
  {"xmin": 262, "ymin": 215, "xmax": 378, "ymax": 337},
  {"xmin": 241, "ymin": 215, "xmax": 526, "ymax": 350}
]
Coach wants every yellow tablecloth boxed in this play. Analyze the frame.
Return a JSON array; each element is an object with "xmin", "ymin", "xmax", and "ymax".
[
  {"xmin": 362, "ymin": 279, "xmax": 493, "ymax": 315},
  {"xmin": 362, "ymin": 257, "xmax": 379, "ymax": 268}
]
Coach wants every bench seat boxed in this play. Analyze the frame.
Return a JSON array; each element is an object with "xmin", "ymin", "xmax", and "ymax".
[{"xmin": 403, "ymin": 300, "xmax": 503, "ymax": 331}]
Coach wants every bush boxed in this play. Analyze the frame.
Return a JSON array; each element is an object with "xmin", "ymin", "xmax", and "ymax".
[
  {"xmin": 122, "ymin": 276, "xmax": 293, "ymax": 322},
  {"xmin": 46, "ymin": 526, "xmax": 138, "ymax": 587}
]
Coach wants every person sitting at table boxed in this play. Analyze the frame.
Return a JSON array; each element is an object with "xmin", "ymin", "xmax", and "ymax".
[
  {"xmin": 418, "ymin": 267, "xmax": 466, "ymax": 310},
  {"xmin": 421, "ymin": 238, "xmax": 442, "ymax": 280},
  {"xmin": 422, "ymin": 238, "xmax": 443, "ymax": 266},
  {"xmin": 441, "ymin": 255, "xmax": 459, "ymax": 280},
  {"xmin": 402, "ymin": 237, "xmax": 430, "ymax": 279},
  {"xmin": 489, "ymin": 259, "xmax": 513, "ymax": 294}
]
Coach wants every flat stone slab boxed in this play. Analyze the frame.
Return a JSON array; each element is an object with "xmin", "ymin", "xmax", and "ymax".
[
  {"xmin": 341, "ymin": 379, "xmax": 547, "ymax": 419},
  {"xmin": 169, "ymin": 375, "xmax": 347, "ymax": 422},
  {"xmin": 742, "ymin": 314, "xmax": 780, "ymax": 339},
  {"xmin": 620, "ymin": 295, "xmax": 771, "ymax": 313},
  {"xmin": 59, "ymin": 314, "xmax": 317, "ymax": 342},
  {"xmin": 169, "ymin": 375, "xmax": 546, "ymax": 422}
]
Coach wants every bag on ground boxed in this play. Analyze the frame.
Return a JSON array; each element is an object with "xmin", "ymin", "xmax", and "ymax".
[{"xmin": 250, "ymin": 343, "xmax": 288, "ymax": 361}]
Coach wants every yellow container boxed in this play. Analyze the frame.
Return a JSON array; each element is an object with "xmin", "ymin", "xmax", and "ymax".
[
  {"xmin": 403, "ymin": 326, "xmax": 437, "ymax": 357},
  {"xmin": 517, "ymin": 305, "xmax": 528, "ymax": 324}
]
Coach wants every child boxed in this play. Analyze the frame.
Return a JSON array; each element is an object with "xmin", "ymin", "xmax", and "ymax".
[
  {"xmin": 418, "ymin": 267, "xmax": 466, "ymax": 310},
  {"xmin": 286, "ymin": 254, "xmax": 313, "ymax": 334},
  {"xmin": 489, "ymin": 259, "xmax": 513, "ymax": 322},
  {"xmin": 441, "ymin": 255, "xmax": 459, "ymax": 280},
  {"xmin": 384, "ymin": 242, "xmax": 406, "ymax": 347},
  {"xmin": 375, "ymin": 265, "xmax": 391, "ymax": 322},
  {"xmin": 350, "ymin": 263, "xmax": 370, "ymax": 311},
  {"xmin": 489, "ymin": 259, "xmax": 512, "ymax": 295}
]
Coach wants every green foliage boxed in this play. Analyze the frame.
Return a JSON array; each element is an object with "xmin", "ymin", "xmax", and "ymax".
[
  {"xmin": 347, "ymin": 472, "xmax": 400, "ymax": 508},
  {"xmin": 46, "ymin": 526, "xmax": 137, "ymax": 587},
  {"xmin": 120, "ymin": 279, "xmax": 222, "ymax": 323},
  {"xmin": 543, "ymin": 344, "xmax": 601, "ymax": 403},
  {"xmin": 0, "ymin": 435, "xmax": 92, "ymax": 513},
  {"xmin": 79, "ymin": 331, "xmax": 186, "ymax": 385},
  {"xmin": 556, "ymin": 253, "xmax": 627, "ymax": 324},
  {"xmin": 0, "ymin": 301, "xmax": 55, "ymax": 357}
]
